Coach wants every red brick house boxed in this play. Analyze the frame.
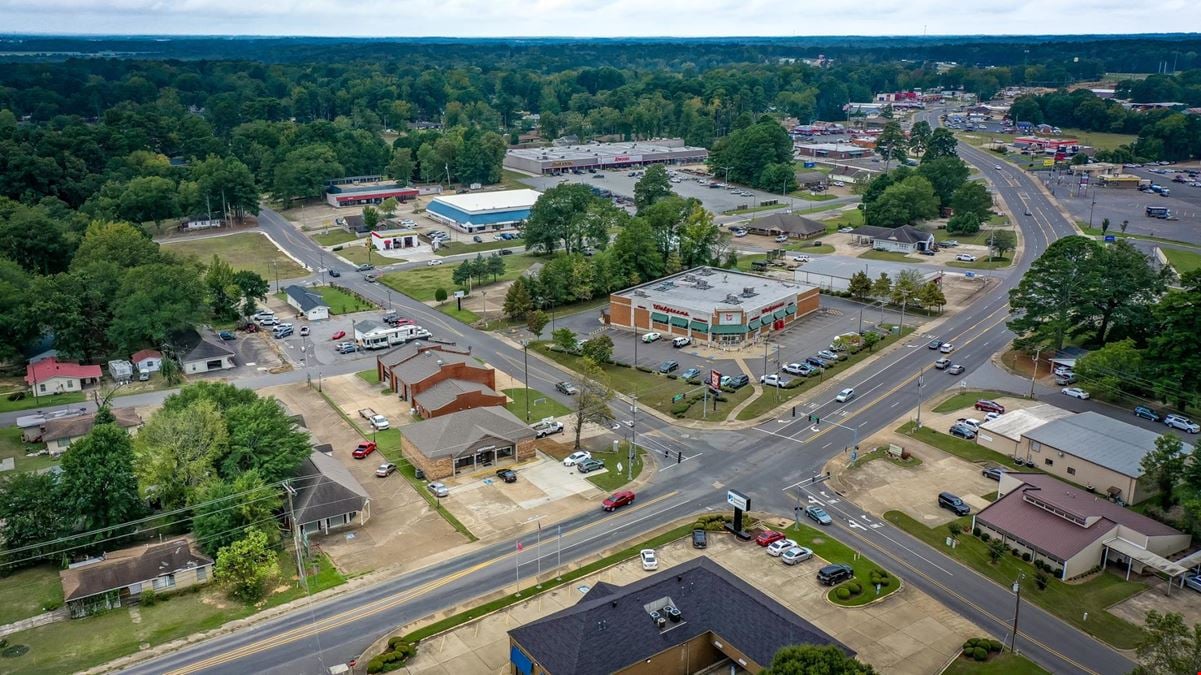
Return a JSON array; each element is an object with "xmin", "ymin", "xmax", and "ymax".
[
  {"xmin": 412, "ymin": 379, "xmax": 507, "ymax": 418},
  {"xmin": 376, "ymin": 342, "xmax": 500, "ymax": 418}
]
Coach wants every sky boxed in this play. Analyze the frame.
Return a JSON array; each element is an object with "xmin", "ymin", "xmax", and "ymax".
[{"xmin": 0, "ymin": 0, "xmax": 1198, "ymax": 37}]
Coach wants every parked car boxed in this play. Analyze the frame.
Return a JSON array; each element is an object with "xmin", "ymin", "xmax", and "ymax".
[
  {"xmin": 603, "ymin": 490, "xmax": 635, "ymax": 511},
  {"xmin": 949, "ymin": 422, "xmax": 977, "ymax": 439},
  {"xmin": 760, "ymin": 373, "xmax": 792, "ymax": 388},
  {"xmin": 805, "ymin": 505, "xmax": 832, "ymax": 526},
  {"xmin": 369, "ymin": 414, "xmax": 390, "ymax": 430},
  {"xmin": 781, "ymin": 546, "xmax": 814, "ymax": 565},
  {"xmin": 958, "ymin": 418, "xmax": 982, "ymax": 432},
  {"xmin": 681, "ymin": 367, "xmax": 702, "ymax": 381},
  {"xmin": 1165, "ymin": 414, "xmax": 1201, "ymax": 433},
  {"xmin": 499, "ymin": 248, "xmax": 514, "ymax": 255},
  {"xmin": 352, "ymin": 442, "xmax": 377, "ymax": 459},
  {"xmin": 721, "ymin": 374, "xmax": 750, "ymax": 389},
  {"xmin": 783, "ymin": 362, "xmax": 814, "ymax": 377},
  {"xmin": 1184, "ymin": 573, "xmax": 1201, "ymax": 594},
  {"xmin": 947, "ymin": 364, "xmax": 965, "ymax": 375},
  {"xmin": 691, "ymin": 529, "xmax": 708, "ymax": 549},
  {"xmin": 374, "ymin": 462, "xmax": 397, "ymax": 477},
  {"xmin": 563, "ymin": 451, "xmax": 591, "ymax": 466},
  {"xmin": 658, "ymin": 360, "xmax": 679, "ymax": 374},
  {"xmin": 336, "ymin": 342, "xmax": 357, "ymax": 354},
  {"xmin": 755, "ymin": 530, "xmax": 786, "ymax": 546},
  {"xmin": 817, "ymin": 563, "xmax": 854, "ymax": 586},
  {"xmin": 774, "ymin": 234, "xmax": 790, "ymax": 243},
  {"xmin": 555, "ymin": 381, "xmax": 578, "ymax": 395},
  {"xmin": 975, "ymin": 400, "xmax": 1005, "ymax": 414},
  {"xmin": 427, "ymin": 482, "xmax": 449, "ymax": 498},
  {"xmin": 806, "ymin": 355, "xmax": 834, "ymax": 368},
  {"xmin": 1062, "ymin": 387, "xmax": 1091, "ymax": 400},
  {"xmin": 672, "ymin": 336, "xmax": 691, "ymax": 348},
  {"xmin": 934, "ymin": 357, "xmax": 951, "ymax": 370},
  {"xmin": 767, "ymin": 538, "xmax": 798, "ymax": 557},
  {"xmin": 790, "ymin": 254, "xmax": 810, "ymax": 262},
  {"xmin": 1133, "ymin": 406, "xmax": 1161, "ymax": 422},
  {"xmin": 217, "ymin": 330, "xmax": 235, "ymax": 341},
  {"xmin": 472, "ymin": 235, "xmax": 483, "ymax": 243},
  {"xmin": 640, "ymin": 548, "xmax": 658, "ymax": 570},
  {"xmin": 273, "ymin": 325, "xmax": 293, "ymax": 338},
  {"xmin": 532, "ymin": 419, "xmax": 564, "ymax": 438},
  {"xmin": 834, "ymin": 388, "xmax": 855, "ymax": 403},
  {"xmin": 496, "ymin": 468, "xmax": 517, "ymax": 483},
  {"xmin": 982, "ymin": 467, "xmax": 1004, "ymax": 481},
  {"xmin": 641, "ymin": 332, "xmax": 661, "ymax": 343},
  {"xmin": 299, "ymin": 326, "xmax": 310, "ymax": 337},
  {"xmin": 956, "ymin": 254, "xmax": 977, "ymax": 262},
  {"xmin": 331, "ymin": 330, "xmax": 346, "ymax": 340},
  {"xmin": 578, "ymin": 458, "xmax": 606, "ymax": 473},
  {"xmin": 938, "ymin": 491, "xmax": 971, "ymax": 516},
  {"xmin": 816, "ymin": 349, "xmax": 845, "ymax": 362}
]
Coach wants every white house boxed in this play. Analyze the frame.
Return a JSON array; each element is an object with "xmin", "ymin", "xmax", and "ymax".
[
  {"xmin": 848, "ymin": 225, "xmax": 936, "ymax": 254},
  {"xmin": 130, "ymin": 349, "xmax": 163, "ymax": 375},
  {"xmin": 284, "ymin": 285, "xmax": 330, "ymax": 321},
  {"xmin": 181, "ymin": 337, "xmax": 235, "ymax": 374}
]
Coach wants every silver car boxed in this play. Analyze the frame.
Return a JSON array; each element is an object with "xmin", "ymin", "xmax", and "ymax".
[
  {"xmin": 781, "ymin": 546, "xmax": 814, "ymax": 565},
  {"xmin": 427, "ymin": 482, "xmax": 449, "ymax": 498}
]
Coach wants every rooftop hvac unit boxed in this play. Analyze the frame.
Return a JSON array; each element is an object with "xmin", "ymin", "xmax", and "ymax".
[
  {"xmin": 724, "ymin": 294, "xmax": 742, "ymax": 305},
  {"xmin": 683, "ymin": 275, "xmax": 697, "ymax": 283},
  {"xmin": 695, "ymin": 280, "xmax": 710, "ymax": 290},
  {"xmin": 666, "ymin": 605, "xmax": 682, "ymax": 622},
  {"xmin": 741, "ymin": 286, "xmax": 758, "ymax": 297}
]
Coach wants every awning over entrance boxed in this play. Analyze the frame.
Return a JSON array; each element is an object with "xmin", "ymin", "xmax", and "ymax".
[
  {"xmin": 710, "ymin": 324, "xmax": 748, "ymax": 335},
  {"xmin": 785, "ymin": 305, "xmax": 797, "ymax": 315},
  {"xmin": 650, "ymin": 312, "xmax": 669, "ymax": 323},
  {"xmin": 690, "ymin": 320, "xmax": 709, "ymax": 332},
  {"xmin": 669, "ymin": 316, "xmax": 689, "ymax": 328},
  {"xmin": 1103, "ymin": 537, "xmax": 1188, "ymax": 577},
  {"xmin": 773, "ymin": 309, "xmax": 787, "ymax": 320},
  {"xmin": 746, "ymin": 319, "xmax": 762, "ymax": 330}
]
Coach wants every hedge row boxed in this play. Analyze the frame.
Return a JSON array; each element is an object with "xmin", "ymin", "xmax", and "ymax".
[{"xmin": 367, "ymin": 639, "xmax": 416, "ymax": 673}]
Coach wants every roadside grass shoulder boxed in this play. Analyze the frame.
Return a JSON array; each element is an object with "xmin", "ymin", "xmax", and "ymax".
[
  {"xmin": 946, "ymin": 255, "xmax": 1012, "ymax": 270},
  {"xmin": 313, "ymin": 230, "xmax": 358, "ymax": 247},
  {"xmin": 380, "ymin": 254, "xmax": 539, "ymax": 302},
  {"xmin": 0, "ymin": 391, "xmax": 86, "ymax": 414},
  {"xmin": 932, "ymin": 390, "xmax": 1012, "ymax": 413},
  {"xmin": 943, "ymin": 652, "xmax": 1049, "ymax": 675},
  {"xmin": 1162, "ymin": 247, "xmax": 1201, "ymax": 275},
  {"xmin": 584, "ymin": 442, "xmax": 645, "ymax": 492},
  {"xmin": 782, "ymin": 523, "xmax": 899, "ymax": 607},
  {"xmin": 502, "ymin": 388, "xmax": 571, "ymax": 422}
]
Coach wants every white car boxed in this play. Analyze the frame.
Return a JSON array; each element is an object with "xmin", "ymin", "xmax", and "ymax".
[
  {"xmin": 835, "ymin": 388, "xmax": 855, "ymax": 403},
  {"xmin": 760, "ymin": 373, "xmax": 791, "ymax": 388},
  {"xmin": 985, "ymin": 411, "xmax": 1002, "ymax": 421},
  {"xmin": 939, "ymin": 343, "xmax": 954, "ymax": 353},
  {"xmin": 672, "ymin": 336, "xmax": 691, "ymax": 348},
  {"xmin": 640, "ymin": 548, "xmax": 658, "ymax": 571},
  {"xmin": 782, "ymin": 362, "xmax": 808, "ymax": 376},
  {"xmin": 766, "ymin": 538, "xmax": 797, "ymax": 557},
  {"xmin": 563, "ymin": 451, "xmax": 592, "ymax": 466},
  {"xmin": 956, "ymin": 254, "xmax": 977, "ymax": 262},
  {"xmin": 1165, "ymin": 415, "xmax": 1201, "ymax": 433},
  {"xmin": 427, "ymin": 259, "xmax": 443, "ymax": 266},
  {"xmin": 1062, "ymin": 387, "xmax": 1090, "ymax": 400},
  {"xmin": 775, "ymin": 234, "xmax": 789, "ymax": 243},
  {"xmin": 781, "ymin": 546, "xmax": 814, "ymax": 565},
  {"xmin": 994, "ymin": 165, "xmax": 1002, "ymax": 170},
  {"xmin": 370, "ymin": 414, "xmax": 390, "ymax": 430},
  {"xmin": 790, "ymin": 254, "xmax": 810, "ymax": 262},
  {"xmin": 641, "ymin": 332, "xmax": 661, "ymax": 343},
  {"xmin": 837, "ymin": 227, "xmax": 854, "ymax": 233},
  {"xmin": 959, "ymin": 418, "xmax": 982, "ymax": 432}
]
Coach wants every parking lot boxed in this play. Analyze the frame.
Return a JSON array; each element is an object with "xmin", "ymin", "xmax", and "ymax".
[
  {"xmin": 392, "ymin": 532, "xmax": 978, "ymax": 675},
  {"xmin": 1055, "ymin": 173, "xmax": 1201, "ymax": 245}
]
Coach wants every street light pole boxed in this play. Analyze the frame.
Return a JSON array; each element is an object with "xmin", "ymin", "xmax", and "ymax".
[
  {"xmin": 916, "ymin": 367, "xmax": 925, "ymax": 429},
  {"xmin": 1028, "ymin": 347, "xmax": 1042, "ymax": 399},
  {"xmin": 522, "ymin": 340, "xmax": 530, "ymax": 421},
  {"xmin": 628, "ymin": 395, "xmax": 638, "ymax": 481}
]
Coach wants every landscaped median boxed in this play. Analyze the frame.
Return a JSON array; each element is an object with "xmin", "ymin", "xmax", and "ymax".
[
  {"xmin": 783, "ymin": 523, "xmax": 899, "ymax": 607},
  {"xmin": 883, "ymin": 510, "xmax": 1145, "ymax": 649}
]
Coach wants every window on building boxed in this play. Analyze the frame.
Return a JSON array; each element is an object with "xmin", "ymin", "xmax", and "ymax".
[
  {"xmin": 39, "ymin": 383, "xmax": 46, "ymax": 392},
  {"xmin": 1067, "ymin": 467, "xmax": 1076, "ymax": 475},
  {"xmin": 153, "ymin": 574, "xmax": 176, "ymax": 590},
  {"xmin": 196, "ymin": 567, "xmax": 207, "ymax": 583},
  {"xmin": 1030, "ymin": 441, "xmax": 1042, "ymax": 452},
  {"xmin": 1044, "ymin": 458, "xmax": 1053, "ymax": 466}
]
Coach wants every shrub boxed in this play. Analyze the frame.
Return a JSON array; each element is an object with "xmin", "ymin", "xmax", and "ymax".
[
  {"xmin": 835, "ymin": 587, "xmax": 851, "ymax": 600},
  {"xmin": 636, "ymin": 365, "xmax": 653, "ymax": 373},
  {"xmin": 665, "ymin": 374, "xmax": 678, "ymax": 380},
  {"xmin": 1022, "ymin": 552, "xmax": 1032, "ymax": 562},
  {"xmin": 980, "ymin": 532, "xmax": 990, "ymax": 542},
  {"xmin": 962, "ymin": 639, "xmax": 979, "ymax": 651},
  {"xmin": 1054, "ymin": 568, "xmax": 1063, "ymax": 577},
  {"xmin": 367, "ymin": 656, "xmax": 386, "ymax": 673},
  {"xmin": 988, "ymin": 640, "xmax": 1003, "ymax": 653},
  {"xmin": 612, "ymin": 361, "xmax": 630, "ymax": 368},
  {"xmin": 387, "ymin": 636, "xmax": 406, "ymax": 650},
  {"xmin": 670, "ymin": 401, "xmax": 692, "ymax": 416},
  {"xmin": 972, "ymin": 647, "xmax": 988, "ymax": 661},
  {"xmin": 139, "ymin": 589, "xmax": 158, "ymax": 607},
  {"xmin": 973, "ymin": 527, "xmax": 982, "ymax": 537},
  {"xmin": 1011, "ymin": 548, "xmax": 1020, "ymax": 556},
  {"xmin": 847, "ymin": 581, "xmax": 862, "ymax": 595}
]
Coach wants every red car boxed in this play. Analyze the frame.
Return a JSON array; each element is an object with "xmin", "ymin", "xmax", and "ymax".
[
  {"xmin": 755, "ymin": 530, "xmax": 786, "ymax": 547},
  {"xmin": 974, "ymin": 400, "xmax": 1005, "ymax": 414},
  {"xmin": 331, "ymin": 330, "xmax": 347, "ymax": 340},
  {"xmin": 602, "ymin": 490, "xmax": 636, "ymax": 511},
  {"xmin": 352, "ymin": 441, "xmax": 377, "ymax": 459}
]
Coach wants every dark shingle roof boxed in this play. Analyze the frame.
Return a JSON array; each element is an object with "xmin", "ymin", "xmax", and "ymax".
[
  {"xmin": 390, "ymin": 350, "xmax": 474, "ymax": 385},
  {"xmin": 745, "ymin": 212, "xmax": 826, "ymax": 237},
  {"xmin": 59, "ymin": 538, "xmax": 212, "ymax": 602},
  {"xmin": 41, "ymin": 407, "xmax": 142, "ymax": 442},
  {"xmin": 285, "ymin": 285, "xmax": 327, "ymax": 313},
  {"xmin": 509, "ymin": 557, "xmax": 850, "ymax": 675},
  {"xmin": 182, "ymin": 337, "xmax": 234, "ymax": 363},
  {"xmin": 402, "ymin": 406, "xmax": 535, "ymax": 458},
  {"xmin": 293, "ymin": 450, "xmax": 369, "ymax": 526},
  {"xmin": 413, "ymin": 379, "xmax": 499, "ymax": 412},
  {"xmin": 849, "ymin": 225, "xmax": 933, "ymax": 245},
  {"xmin": 378, "ymin": 342, "xmax": 470, "ymax": 369}
]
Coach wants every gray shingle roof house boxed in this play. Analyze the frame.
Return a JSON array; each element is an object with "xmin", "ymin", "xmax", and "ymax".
[
  {"xmin": 744, "ymin": 212, "xmax": 827, "ymax": 239},
  {"xmin": 181, "ymin": 336, "xmax": 235, "ymax": 374},
  {"xmin": 509, "ymin": 557, "xmax": 851, "ymax": 675},
  {"xmin": 284, "ymin": 285, "xmax": 330, "ymax": 321},
  {"xmin": 291, "ymin": 450, "xmax": 371, "ymax": 535},
  {"xmin": 59, "ymin": 537, "xmax": 213, "ymax": 617},
  {"xmin": 400, "ymin": 406, "xmax": 537, "ymax": 479},
  {"xmin": 848, "ymin": 225, "xmax": 935, "ymax": 253}
]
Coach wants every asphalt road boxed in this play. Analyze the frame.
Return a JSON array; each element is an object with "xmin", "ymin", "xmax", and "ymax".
[{"xmin": 91, "ymin": 122, "xmax": 1132, "ymax": 674}]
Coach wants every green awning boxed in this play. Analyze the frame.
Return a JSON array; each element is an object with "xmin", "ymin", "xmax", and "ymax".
[
  {"xmin": 669, "ymin": 316, "xmax": 689, "ymax": 327},
  {"xmin": 746, "ymin": 319, "xmax": 762, "ymax": 330},
  {"xmin": 774, "ymin": 309, "xmax": 787, "ymax": 320},
  {"xmin": 650, "ymin": 312, "xmax": 669, "ymax": 323},
  {"xmin": 690, "ymin": 320, "xmax": 709, "ymax": 332},
  {"xmin": 785, "ymin": 305, "xmax": 797, "ymax": 315},
  {"xmin": 710, "ymin": 323, "xmax": 748, "ymax": 335}
]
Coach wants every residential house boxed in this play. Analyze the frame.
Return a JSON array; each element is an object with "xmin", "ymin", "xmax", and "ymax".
[
  {"xmin": 33, "ymin": 407, "xmax": 143, "ymax": 455},
  {"xmin": 509, "ymin": 556, "xmax": 852, "ymax": 675},
  {"xmin": 131, "ymin": 349, "xmax": 163, "ymax": 375},
  {"xmin": 59, "ymin": 537, "xmax": 213, "ymax": 618},
  {"xmin": 974, "ymin": 473, "xmax": 1190, "ymax": 581},
  {"xmin": 290, "ymin": 450, "xmax": 371, "ymax": 535},
  {"xmin": 181, "ymin": 336, "xmax": 236, "ymax": 374},
  {"xmin": 400, "ymin": 406, "xmax": 536, "ymax": 479},
  {"xmin": 284, "ymin": 284, "xmax": 330, "ymax": 321},
  {"xmin": 378, "ymin": 343, "xmax": 494, "ymax": 407},
  {"xmin": 743, "ymin": 213, "xmax": 827, "ymax": 240},
  {"xmin": 25, "ymin": 357, "xmax": 102, "ymax": 395},
  {"xmin": 847, "ymin": 225, "xmax": 935, "ymax": 253}
]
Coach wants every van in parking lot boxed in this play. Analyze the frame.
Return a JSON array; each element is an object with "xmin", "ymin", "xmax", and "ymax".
[{"xmin": 938, "ymin": 492, "xmax": 971, "ymax": 516}]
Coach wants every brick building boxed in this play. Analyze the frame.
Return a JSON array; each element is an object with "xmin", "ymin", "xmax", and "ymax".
[{"xmin": 376, "ymin": 342, "xmax": 504, "ymax": 418}]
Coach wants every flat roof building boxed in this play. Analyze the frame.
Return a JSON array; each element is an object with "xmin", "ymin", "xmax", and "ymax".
[
  {"xmin": 426, "ymin": 189, "xmax": 541, "ymax": 233},
  {"xmin": 504, "ymin": 139, "xmax": 708, "ymax": 176},
  {"xmin": 325, "ymin": 180, "xmax": 419, "ymax": 208},
  {"xmin": 609, "ymin": 267, "xmax": 819, "ymax": 347}
]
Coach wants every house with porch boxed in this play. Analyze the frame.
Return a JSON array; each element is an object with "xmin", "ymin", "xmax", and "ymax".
[
  {"xmin": 25, "ymin": 357, "xmax": 102, "ymax": 395},
  {"xmin": 848, "ymin": 225, "xmax": 935, "ymax": 253},
  {"xmin": 59, "ymin": 537, "xmax": 213, "ymax": 618}
]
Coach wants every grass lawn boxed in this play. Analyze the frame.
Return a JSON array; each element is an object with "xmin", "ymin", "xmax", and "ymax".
[
  {"xmin": 782, "ymin": 523, "xmax": 900, "ymax": 607},
  {"xmin": 356, "ymin": 368, "xmax": 381, "ymax": 385},
  {"xmin": 1078, "ymin": 226, "xmax": 1193, "ymax": 247},
  {"xmin": 884, "ymin": 511, "xmax": 1145, "ymax": 649},
  {"xmin": 380, "ymin": 253, "xmax": 539, "ymax": 302},
  {"xmin": 261, "ymin": 552, "xmax": 346, "ymax": 610},
  {"xmin": 503, "ymin": 388, "xmax": 571, "ymax": 423},
  {"xmin": 792, "ymin": 201, "xmax": 849, "ymax": 215},
  {"xmin": 947, "ymin": 255, "xmax": 1013, "ymax": 270},
  {"xmin": 785, "ymin": 243, "xmax": 836, "ymax": 254},
  {"xmin": 0, "ymin": 427, "xmax": 59, "ymax": 474},
  {"xmin": 932, "ymin": 390, "xmax": 1011, "ymax": 413},
  {"xmin": 162, "ymin": 232, "xmax": 308, "ymax": 280},
  {"xmin": 335, "ymin": 243, "xmax": 406, "ymax": 267},
  {"xmin": 933, "ymin": 229, "xmax": 995, "ymax": 246},
  {"xmin": 0, "ymin": 390, "xmax": 86, "ymax": 414},
  {"xmin": 736, "ymin": 328, "xmax": 914, "ymax": 421},
  {"xmin": 826, "ymin": 209, "xmax": 864, "ymax": 230},
  {"xmin": 735, "ymin": 253, "xmax": 767, "ymax": 271},
  {"xmin": 0, "ymin": 566, "xmax": 63, "ymax": 625},
  {"xmin": 312, "ymin": 230, "xmax": 359, "ymax": 247},
  {"xmin": 789, "ymin": 191, "xmax": 838, "ymax": 201},
  {"xmin": 434, "ymin": 239, "xmax": 517, "ymax": 256},
  {"xmin": 859, "ymin": 249, "xmax": 913, "ymax": 262},
  {"xmin": 438, "ymin": 305, "xmax": 482, "ymax": 324},
  {"xmin": 846, "ymin": 446, "xmax": 923, "ymax": 472},
  {"xmin": 314, "ymin": 286, "xmax": 374, "ymax": 314},
  {"xmin": 1057, "ymin": 127, "xmax": 1137, "ymax": 152},
  {"xmin": 585, "ymin": 442, "xmax": 645, "ymax": 491},
  {"xmin": 897, "ymin": 420, "xmax": 1013, "ymax": 465},
  {"xmin": 501, "ymin": 169, "xmax": 533, "ymax": 190},
  {"xmin": 944, "ymin": 652, "xmax": 1050, "ymax": 675},
  {"xmin": 723, "ymin": 204, "xmax": 787, "ymax": 216},
  {"xmin": 1163, "ymin": 247, "xmax": 1201, "ymax": 276}
]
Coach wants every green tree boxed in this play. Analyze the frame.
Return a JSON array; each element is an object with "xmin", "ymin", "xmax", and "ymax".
[
  {"xmin": 890, "ymin": 269, "xmax": 923, "ymax": 308},
  {"xmin": 611, "ymin": 217, "xmax": 664, "ymax": 286},
  {"xmin": 452, "ymin": 258, "xmax": 475, "ymax": 290},
  {"xmin": 922, "ymin": 128, "xmax": 959, "ymax": 162},
  {"xmin": 362, "ymin": 205, "xmax": 381, "ymax": 230},
  {"xmin": 218, "ymin": 397, "xmax": 311, "ymax": 484},
  {"xmin": 633, "ymin": 164, "xmax": 673, "ymax": 212},
  {"xmin": 191, "ymin": 471, "xmax": 282, "ymax": 557},
  {"xmin": 1074, "ymin": 338, "xmax": 1144, "ymax": 402},
  {"xmin": 162, "ymin": 381, "xmax": 258, "ymax": 415},
  {"xmin": 58, "ymin": 422, "xmax": 145, "ymax": 543},
  {"xmin": 707, "ymin": 120, "xmax": 793, "ymax": 187},
  {"xmin": 863, "ymin": 331, "xmax": 882, "ymax": 352},
  {"xmin": 865, "ymin": 175, "xmax": 939, "ymax": 227},
  {"xmin": 677, "ymin": 203, "xmax": 722, "ymax": 269},
  {"xmin": 874, "ymin": 120, "xmax": 909, "ymax": 168},
  {"xmin": 387, "ymin": 148, "xmax": 414, "ymax": 184},
  {"xmin": 109, "ymin": 260, "xmax": 208, "ymax": 353},
  {"xmin": 758, "ymin": 162, "xmax": 798, "ymax": 193},
  {"xmin": 0, "ymin": 258, "xmax": 37, "ymax": 363},
  {"xmin": 572, "ymin": 358, "xmax": 615, "ymax": 449},
  {"xmin": 72, "ymin": 221, "xmax": 161, "ymax": 271},
  {"xmin": 552, "ymin": 327, "xmax": 578, "ymax": 352},
  {"xmin": 763, "ymin": 644, "xmax": 876, "ymax": 675},
  {"xmin": 133, "ymin": 398, "xmax": 227, "ymax": 510},
  {"xmin": 1008, "ymin": 236, "xmax": 1099, "ymax": 352},
  {"xmin": 1089, "ymin": 240, "xmax": 1169, "ymax": 345},
  {"xmin": 1133, "ymin": 611, "xmax": 1201, "ymax": 675},
  {"xmin": 503, "ymin": 276, "xmax": 534, "ymax": 320},
  {"xmin": 1140, "ymin": 434, "xmax": 1185, "ymax": 508},
  {"xmin": 272, "ymin": 144, "xmax": 344, "ymax": 206},
  {"xmin": 434, "ymin": 287, "xmax": 448, "ymax": 304},
  {"xmin": 379, "ymin": 197, "xmax": 399, "ymax": 220},
  {"xmin": 581, "ymin": 334, "xmax": 614, "ymax": 364},
  {"xmin": 946, "ymin": 211, "xmax": 982, "ymax": 235},
  {"xmin": 918, "ymin": 281, "xmax": 947, "ymax": 312},
  {"xmin": 526, "ymin": 310, "xmax": 550, "ymax": 337},
  {"xmin": 0, "ymin": 472, "xmax": 65, "ymax": 566},
  {"xmin": 988, "ymin": 538, "xmax": 1007, "ymax": 563},
  {"xmin": 950, "ymin": 181, "xmax": 993, "ymax": 219},
  {"xmin": 118, "ymin": 176, "xmax": 180, "ymax": 231},
  {"xmin": 988, "ymin": 229, "xmax": 1017, "ymax": 259},
  {"xmin": 870, "ymin": 273, "xmax": 892, "ymax": 303},
  {"xmin": 909, "ymin": 120, "xmax": 932, "ymax": 156},
  {"xmin": 848, "ymin": 270, "xmax": 872, "ymax": 301},
  {"xmin": 187, "ymin": 155, "xmax": 260, "ymax": 219},
  {"xmin": 1148, "ymin": 271, "xmax": 1201, "ymax": 410},
  {"xmin": 233, "ymin": 270, "xmax": 269, "ymax": 317},
  {"xmin": 215, "ymin": 528, "xmax": 280, "ymax": 603},
  {"xmin": 486, "ymin": 253, "xmax": 506, "ymax": 282},
  {"xmin": 524, "ymin": 183, "xmax": 605, "ymax": 255},
  {"xmin": 204, "ymin": 255, "xmax": 241, "ymax": 321},
  {"xmin": 916, "ymin": 157, "xmax": 970, "ymax": 208}
]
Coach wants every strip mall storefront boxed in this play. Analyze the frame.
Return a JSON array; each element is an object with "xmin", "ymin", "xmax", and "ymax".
[{"xmin": 608, "ymin": 288, "xmax": 820, "ymax": 346}]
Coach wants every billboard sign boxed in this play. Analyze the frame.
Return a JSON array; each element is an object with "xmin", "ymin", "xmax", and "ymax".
[
  {"xmin": 726, "ymin": 489, "xmax": 749, "ymax": 511},
  {"xmin": 709, "ymin": 369, "xmax": 722, "ymax": 390},
  {"xmin": 717, "ymin": 311, "xmax": 742, "ymax": 325}
]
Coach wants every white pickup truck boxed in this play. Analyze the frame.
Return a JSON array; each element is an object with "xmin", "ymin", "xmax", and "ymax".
[
  {"xmin": 531, "ymin": 418, "xmax": 564, "ymax": 438},
  {"xmin": 358, "ymin": 408, "xmax": 390, "ymax": 430}
]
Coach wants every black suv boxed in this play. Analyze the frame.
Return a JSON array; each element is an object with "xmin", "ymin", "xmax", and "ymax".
[
  {"xmin": 938, "ymin": 491, "xmax": 971, "ymax": 516},
  {"xmin": 817, "ymin": 564, "xmax": 854, "ymax": 586},
  {"xmin": 495, "ymin": 469, "xmax": 517, "ymax": 483},
  {"xmin": 691, "ymin": 529, "xmax": 708, "ymax": 549}
]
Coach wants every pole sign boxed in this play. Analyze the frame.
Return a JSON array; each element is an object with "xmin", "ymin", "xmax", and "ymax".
[
  {"xmin": 726, "ymin": 489, "xmax": 750, "ymax": 511},
  {"xmin": 709, "ymin": 369, "xmax": 722, "ymax": 390}
]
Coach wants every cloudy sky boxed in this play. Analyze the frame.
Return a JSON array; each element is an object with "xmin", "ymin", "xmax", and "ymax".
[{"xmin": 0, "ymin": 0, "xmax": 1198, "ymax": 37}]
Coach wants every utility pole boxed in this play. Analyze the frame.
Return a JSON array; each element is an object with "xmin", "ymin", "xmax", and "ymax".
[
  {"xmin": 284, "ymin": 483, "xmax": 308, "ymax": 592},
  {"xmin": 628, "ymin": 395, "xmax": 638, "ymax": 482},
  {"xmin": 915, "ymin": 367, "xmax": 925, "ymax": 429},
  {"xmin": 522, "ymin": 340, "xmax": 530, "ymax": 421},
  {"xmin": 1028, "ymin": 347, "xmax": 1042, "ymax": 398},
  {"xmin": 775, "ymin": 344, "xmax": 781, "ymax": 400},
  {"xmin": 1010, "ymin": 574, "xmax": 1026, "ymax": 653}
]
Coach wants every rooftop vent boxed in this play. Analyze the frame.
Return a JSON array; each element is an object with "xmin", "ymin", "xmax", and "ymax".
[
  {"xmin": 666, "ymin": 605, "xmax": 682, "ymax": 622},
  {"xmin": 740, "ymin": 286, "xmax": 758, "ymax": 298},
  {"xmin": 633, "ymin": 290, "xmax": 649, "ymax": 298},
  {"xmin": 683, "ymin": 274, "xmax": 697, "ymax": 283},
  {"xmin": 698, "ymin": 268, "xmax": 715, "ymax": 276},
  {"xmin": 724, "ymin": 294, "xmax": 742, "ymax": 305},
  {"xmin": 695, "ymin": 280, "xmax": 711, "ymax": 290}
]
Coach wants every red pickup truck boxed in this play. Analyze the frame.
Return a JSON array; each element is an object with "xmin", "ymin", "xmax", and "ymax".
[{"xmin": 352, "ymin": 442, "xmax": 377, "ymax": 459}]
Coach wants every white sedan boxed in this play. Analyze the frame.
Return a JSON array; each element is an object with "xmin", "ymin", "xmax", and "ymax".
[
  {"xmin": 766, "ymin": 538, "xmax": 798, "ymax": 557},
  {"xmin": 955, "ymin": 254, "xmax": 977, "ymax": 262},
  {"xmin": 427, "ymin": 259, "xmax": 443, "ymax": 266},
  {"xmin": 641, "ymin": 332, "xmax": 662, "ymax": 343},
  {"xmin": 563, "ymin": 451, "xmax": 592, "ymax": 466},
  {"xmin": 640, "ymin": 548, "xmax": 658, "ymax": 571},
  {"xmin": 790, "ymin": 254, "xmax": 810, "ymax": 262},
  {"xmin": 1062, "ymin": 387, "xmax": 1091, "ymax": 400},
  {"xmin": 939, "ymin": 343, "xmax": 954, "ymax": 354}
]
